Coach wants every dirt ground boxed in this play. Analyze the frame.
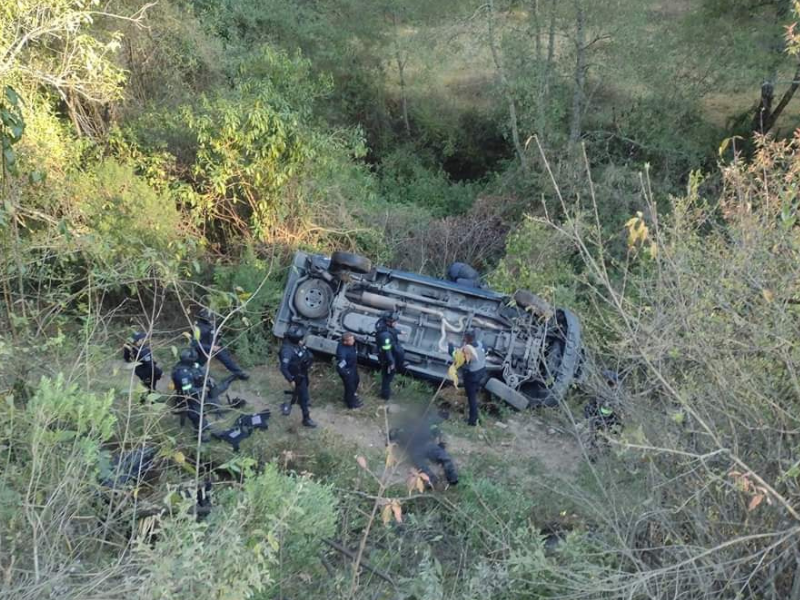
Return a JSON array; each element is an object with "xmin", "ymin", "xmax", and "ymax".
[{"xmin": 140, "ymin": 361, "xmax": 585, "ymax": 483}]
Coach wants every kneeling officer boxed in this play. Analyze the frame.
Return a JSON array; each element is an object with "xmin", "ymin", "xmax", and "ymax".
[
  {"xmin": 279, "ymin": 325, "xmax": 317, "ymax": 428},
  {"xmin": 171, "ymin": 347, "xmax": 212, "ymax": 437}
]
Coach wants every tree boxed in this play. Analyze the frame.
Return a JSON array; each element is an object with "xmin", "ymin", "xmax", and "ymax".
[{"xmin": 0, "ymin": 0, "xmax": 152, "ymax": 135}]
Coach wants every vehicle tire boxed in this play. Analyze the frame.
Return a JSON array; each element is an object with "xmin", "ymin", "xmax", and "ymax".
[
  {"xmin": 543, "ymin": 309, "xmax": 583, "ymax": 404},
  {"xmin": 330, "ymin": 251, "xmax": 372, "ymax": 274},
  {"xmin": 485, "ymin": 378, "xmax": 530, "ymax": 410},
  {"xmin": 519, "ymin": 309, "xmax": 583, "ymax": 408},
  {"xmin": 514, "ymin": 290, "xmax": 553, "ymax": 318},
  {"xmin": 293, "ymin": 278, "xmax": 333, "ymax": 319}
]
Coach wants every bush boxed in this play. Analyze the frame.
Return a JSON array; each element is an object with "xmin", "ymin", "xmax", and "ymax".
[
  {"xmin": 0, "ymin": 376, "xmax": 118, "ymax": 599},
  {"xmin": 490, "ymin": 217, "xmax": 581, "ymax": 308},
  {"xmin": 519, "ymin": 134, "xmax": 800, "ymax": 598},
  {"xmin": 210, "ymin": 249, "xmax": 286, "ymax": 366},
  {"xmin": 379, "ymin": 145, "xmax": 479, "ymax": 217},
  {"xmin": 66, "ymin": 160, "xmax": 184, "ymax": 260}
]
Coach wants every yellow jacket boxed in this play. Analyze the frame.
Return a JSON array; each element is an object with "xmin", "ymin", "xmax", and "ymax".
[{"xmin": 448, "ymin": 348, "xmax": 467, "ymax": 387}]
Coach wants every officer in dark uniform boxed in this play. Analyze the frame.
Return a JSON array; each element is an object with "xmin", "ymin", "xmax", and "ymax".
[
  {"xmin": 192, "ymin": 308, "xmax": 249, "ymax": 380},
  {"xmin": 390, "ymin": 416, "xmax": 458, "ymax": 487},
  {"xmin": 583, "ymin": 370, "xmax": 623, "ymax": 458},
  {"xmin": 171, "ymin": 347, "xmax": 251, "ymax": 449},
  {"xmin": 375, "ymin": 311, "xmax": 405, "ymax": 401},
  {"xmin": 171, "ymin": 347, "xmax": 212, "ymax": 437},
  {"xmin": 458, "ymin": 330, "xmax": 487, "ymax": 426},
  {"xmin": 336, "ymin": 332, "xmax": 362, "ymax": 409},
  {"xmin": 279, "ymin": 325, "xmax": 317, "ymax": 428},
  {"xmin": 123, "ymin": 332, "xmax": 162, "ymax": 391}
]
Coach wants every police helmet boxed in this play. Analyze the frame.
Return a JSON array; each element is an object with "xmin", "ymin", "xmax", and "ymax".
[
  {"xmin": 286, "ymin": 325, "xmax": 307, "ymax": 343},
  {"xmin": 196, "ymin": 307, "xmax": 216, "ymax": 323},
  {"xmin": 131, "ymin": 332, "xmax": 147, "ymax": 344},
  {"xmin": 180, "ymin": 347, "xmax": 199, "ymax": 364},
  {"xmin": 382, "ymin": 310, "xmax": 400, "ymax": 324}
]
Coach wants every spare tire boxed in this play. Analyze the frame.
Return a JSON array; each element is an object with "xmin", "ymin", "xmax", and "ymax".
[
  {"xmin": 293, "ymin": 278, "xmax": 333, "ymax": 319},
  {"xmin": 330, "ymin": 251, "xmax": 372, "ymax": 274},
  {"xmin": 514, "ymin": 290, "xmax": 553, "ymax": 318}
]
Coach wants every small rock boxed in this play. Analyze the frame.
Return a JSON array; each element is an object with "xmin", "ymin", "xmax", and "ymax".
[
  {"xmin": 495, "ymin": 422, "xmax": 508, "ymax": 429},
  {"xmin": 547, "ymin": 428, "xmax": 556, "ymax": 435}
]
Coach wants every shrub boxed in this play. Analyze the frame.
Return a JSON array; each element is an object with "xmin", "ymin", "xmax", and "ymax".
[
  {"xmin": 210, "ymin": 249, "xmax": 286, "ymax": 366},
  {"xmin": 490, "ymin": 217, "xmax": 581, "ymax": 308},
  {"xmin": 0, "ymin": 375, "xmax": 118, "ymax": 598},
  {"xmin": 66, "ymin": 160, "xmax": 184, "ymax": 260},
  {"xmin": 520, "ymin": 133, "xmax": 800, "ymax": 598}
]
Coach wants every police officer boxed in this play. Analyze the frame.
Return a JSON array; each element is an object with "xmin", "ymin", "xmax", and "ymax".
[
  {"xmin": 171, "ymin": 347, "xmax": 212, "ymax": 437},
  {"xmin": 336, "ymin": 332, "xmax": 362, "ymax": 409},
  {"xmin": 583, "ymin": 370, "xmax": 623, "ymax": 458},
  {"xmin": 459, "ymin": 330, "xmax": 487, "ymax": 426},
  {"xmin": 123, "ymin": 332, "xmax": 162, "ymax": 391},
  {"xmin": 279, "ymin": 325, "xmax": 317, "ymax": 428},
  {"xmin": 375, "ymin": 311, "xmax": 405, "ymax": 401},
  {"xmin": 192, "ymin": 308, "xmax": 249, "ymax": 380},
  {"xmin": 389, "ymin": 416, "xmax": 458, "ymax": 487}
]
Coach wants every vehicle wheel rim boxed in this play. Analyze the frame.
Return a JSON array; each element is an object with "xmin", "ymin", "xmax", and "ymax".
[{"xmin": 304, "ymin": 288, "xmax": 325, "ymax": 309}]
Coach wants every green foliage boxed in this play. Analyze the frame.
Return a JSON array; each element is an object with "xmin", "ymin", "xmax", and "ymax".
[
  {"xmin": 134, "ymin": 504, "xmax": 275, "ymax": 600},
  {"xmin": 182, "ymin": 85, "xmax": 311, "ymax": 241},
  {"xmin": 490, "ymin": 218, "xmax": 580, "ymax": 308},
  {"xmin": 0, "ymin": 86, "xmax": 25, "ymax": 178},
  {"xmin": 134, "ymin": 465, "xmax": 335, "ymax": 600},
  {"xmin": 210, "ymin": 249, "xmax": 285, "ymax": 366},
  {"xmin": 242, "ymin": 464, "xmax": 337, "ymax": 570},
  {"xmin": 0, "ymin": 375, "xmax": 116, "ymax": 591},
  {"xmin": 67, "ymin": 160, "xmax": 183, "ymax": 259},
  {"xmin": 0, "ymin": 0, "xmax": 126, "ymax": 103},
  {"xmin": 379, "ymin": 145, "xmax": 478, "ymax": 217}
]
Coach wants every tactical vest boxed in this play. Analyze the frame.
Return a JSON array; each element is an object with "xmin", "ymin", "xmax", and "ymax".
[{"xmin": 465, "ymin": 344, "xmax": 486, "ymax": 372}]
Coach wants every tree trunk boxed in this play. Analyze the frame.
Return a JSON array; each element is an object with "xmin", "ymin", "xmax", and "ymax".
[
  {"xmin": 396, "ymin": 51, "xmax": 411, "ymax": 137},
  {"xmin": 536, "ymin": 0, "xmax": 558, "ymax": 142},
  {"xmin": 569, "ymin": 0, "xmax": 586, "ymax": 146},
  {"xmin": 391, "ymin": 10, "xmax": 411, "ymax": 137},
  {"xmin": 487, "ymin": 0, "xmax": 528, "ymax": 172},
  {"xmin": 752, "ymin": 63, "xmax": 800, "ymax": 136}
]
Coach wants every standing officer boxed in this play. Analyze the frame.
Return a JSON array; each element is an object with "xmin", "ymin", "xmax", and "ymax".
[
  {"xmin": 458, "ymin": 330, "xmax": 487, "ymax": 426},
  {"xmin": 192, "ymin": 308, "xmax": 249, "ymax": 380},
  {"xmin": 123, "ymin": 331, "xmax": 162, "ymax": 391},
  {"xmin": 336, "ymin": 332, "xmax": 362, "ymax": 409},
  {"xmin": 279, "ymin": 325, "xmax": 317, "ymax": 428},
  {"xmin": 375, "ymin": 311, "xmax": 405, "ymax": 401}
]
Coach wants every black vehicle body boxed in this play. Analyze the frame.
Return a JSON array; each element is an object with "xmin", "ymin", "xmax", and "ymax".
[{"xmin": 272, "ymin": 251, "xmax": 583, "ymax": 409}]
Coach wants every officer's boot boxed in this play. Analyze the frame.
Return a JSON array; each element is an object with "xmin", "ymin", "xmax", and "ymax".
[
  {"xmin": 281, "ymin": 402, "xmax": 292, "ymax": 416},
  {"xmin": 302, "ymin": 416, "xmax": 317, "ymax": 428}
]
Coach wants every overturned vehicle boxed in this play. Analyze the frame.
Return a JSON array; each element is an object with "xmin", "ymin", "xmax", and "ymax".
[{"xmin": 273, "ymin": 251, "xmax": 583, "ymax": 409}]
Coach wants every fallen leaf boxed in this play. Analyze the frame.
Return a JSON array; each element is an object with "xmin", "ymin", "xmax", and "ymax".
[
  {"xmin": 748, "ymin": 493, "xmax": 765, "ymax": 511},
  {"xmin": 356, "ymin": 455, "xmax": 368, "ymax": 470},
  {"xmin": 391, "ymin": 501, "xmax": 403, "ymax": 523}
]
